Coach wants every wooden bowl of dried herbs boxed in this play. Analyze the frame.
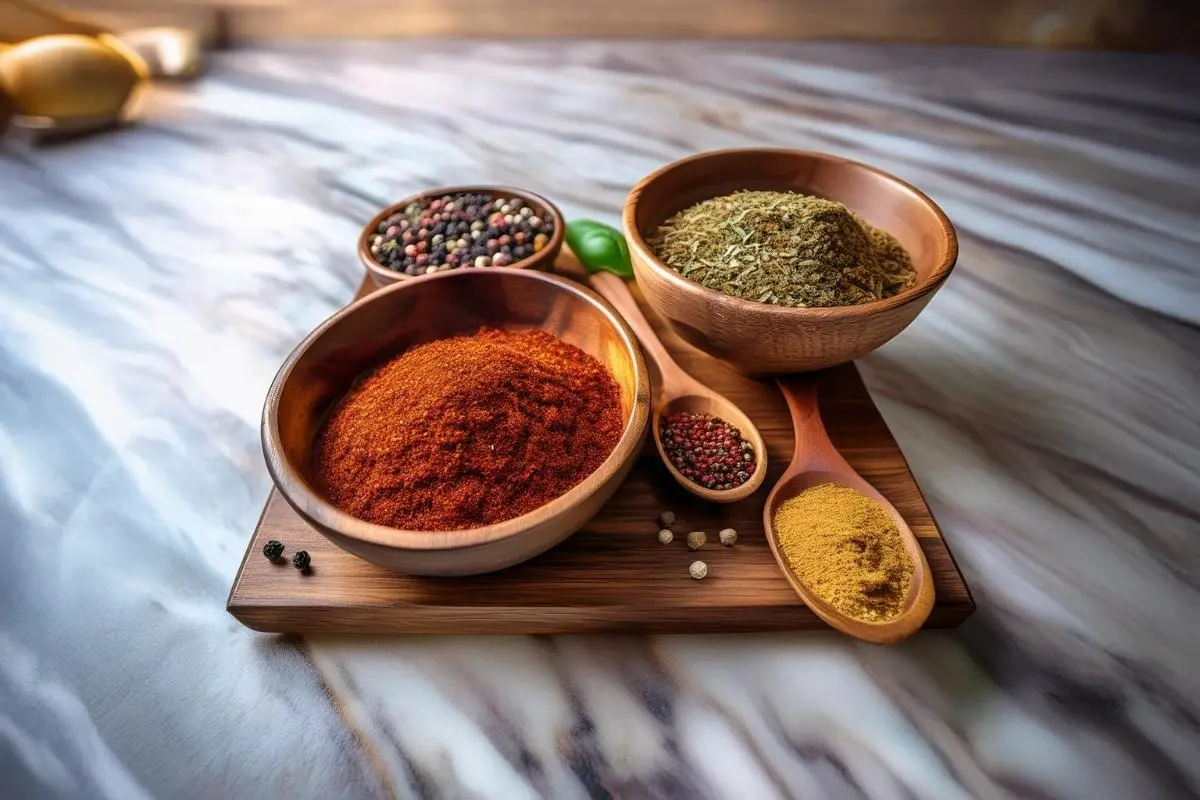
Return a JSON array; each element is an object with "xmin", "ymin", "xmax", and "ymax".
[{"xmin": 624, "ymin": 148, "xmax": 958, "ymax": 374}]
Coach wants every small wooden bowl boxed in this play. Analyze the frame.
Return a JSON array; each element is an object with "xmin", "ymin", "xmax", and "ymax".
[
  {"xmin": 358, "ymin": 184, "xmax": 565, "ymax": 287},
  {"xmin": 624, "ymin": 149, "xmax": 958, "ymax": 374},
  {"xmin": 262, "ymin": 268, "xmax": 649, "ymax": 576}
]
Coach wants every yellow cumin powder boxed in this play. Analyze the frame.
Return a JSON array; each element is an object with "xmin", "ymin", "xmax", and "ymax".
[{"xmin": 773, "ymin": 483, "xmax": 914, "ymax": 623}]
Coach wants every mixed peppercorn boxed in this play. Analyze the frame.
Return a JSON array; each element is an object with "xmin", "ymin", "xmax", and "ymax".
[
  {"xmin": 261, "ymin": 539, "xmax": 311, "ymax": 572},
  {"xmin": 659, "ymin": 412, "xmax": 756, "ymax": 491},
  {"xmin": 367, "ymin": 191, "xmax": 555, "ymax": 276}
]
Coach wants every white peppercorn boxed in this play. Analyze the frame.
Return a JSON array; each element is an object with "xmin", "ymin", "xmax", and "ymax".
[
  {"xmin": 657, "ymin": 529, "xmax": 673, "ymax": 545},
  {"xmin": 687, "ymin": 531, "xmax": 706, "ymax": 550},
  {"xmin": 658, "ymin": 510, "xmax": 675, "ymax": 527},
  {"xmin": 689, "ymin": 561, "xmax": 708, "ymax": 580},
  {"xmin": 719, "ymin": 528, "xmax": 737, "ymax": 546}
]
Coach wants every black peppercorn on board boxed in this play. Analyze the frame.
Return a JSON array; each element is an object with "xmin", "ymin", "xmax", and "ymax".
[{"xmin": 228, "ymin": 268, "xmax": 974, "ymax": 634}]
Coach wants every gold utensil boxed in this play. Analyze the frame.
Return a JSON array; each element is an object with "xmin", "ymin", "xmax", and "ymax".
[{"xmin": 0, "ymin": 33, "xmax": 146, "ymax": 134}]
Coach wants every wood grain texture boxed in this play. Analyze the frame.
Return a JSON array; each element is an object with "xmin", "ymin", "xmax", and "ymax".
[
  {"xmin": 626, "ymin": 148, "xmax": 958, "ymax": 375},
  {"xmin": 228, "ymin": 271, "xmax": 975, "ymax": 634},
  {"xmin": 763, "ymin": 374, "xmax": 934, "ymax": 644}
]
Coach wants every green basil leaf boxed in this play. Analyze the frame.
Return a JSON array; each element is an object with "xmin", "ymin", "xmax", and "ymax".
[{"xmin": 566, "ymin": 219, "xmax": 634, "ymax": 279}]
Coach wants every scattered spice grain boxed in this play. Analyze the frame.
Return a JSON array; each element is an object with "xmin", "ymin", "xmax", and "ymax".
[
  {"xmin": 658, "ymin": 510, "xmax": 676, "ymax": 528},
  {"xmin": 262, "ymin": 540, "xmax": 284, "ymax": 561},
  {"xmin": 316, "ymin": 329, "xmax": 623, "ymax": 531},
  {"xmin": 687, "ymin": 531, "xmax": 706, "ymax": 550},
  {"xmin": 291, "ymin": 550, "xmax": 311, "ymax": 571},
  {"xmin": 689, "ymin": 561, "xmax": 708, "ymax": 580},
  {"xmin": 772, "ymin": 483, "xmax": 913, "ymax": 622},
  {"xmin": 658, "ymin": 529, "xmax": 674, "ymax": 545},
  {"xmin": 718, "ymin": 528, "xmax": 737, "ymax": 546}
]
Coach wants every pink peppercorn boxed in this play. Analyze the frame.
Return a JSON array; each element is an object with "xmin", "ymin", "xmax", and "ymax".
[{"xmin": 659, "ymin": 412, "xmax": 755, "ymax": 491}]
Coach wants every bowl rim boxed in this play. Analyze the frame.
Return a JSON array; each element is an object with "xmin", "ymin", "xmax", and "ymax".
[
  {"xmin": 262, "ymin": 266, "xmax": 649, "ymax": 552},
  {"xmin": 622, "ymin": 147, "xmax": 959, "ymax": 318},
  {"xmin": 358, "ymin": 184, "xmax": 566, "ymax": 283}
]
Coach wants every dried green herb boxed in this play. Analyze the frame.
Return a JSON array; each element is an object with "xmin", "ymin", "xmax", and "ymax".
[{"xmin": 647, "ymin": 191, "xmax": 917, "ymax": 308}]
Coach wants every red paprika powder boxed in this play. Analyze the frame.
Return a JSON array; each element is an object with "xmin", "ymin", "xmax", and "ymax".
[{"xmin": 315, "ymin": 328, "xmax": 624, "ymax": 531}]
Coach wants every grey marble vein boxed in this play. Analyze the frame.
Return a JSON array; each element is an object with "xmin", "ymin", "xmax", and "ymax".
[{"xmin": 1, "ymin": 40, "xmax": 1198, "ymax": 800}]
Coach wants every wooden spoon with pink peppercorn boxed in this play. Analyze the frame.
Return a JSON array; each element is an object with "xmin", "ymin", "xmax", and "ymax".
[{"xmin": 561, "ymin": 220, "xmax": 767, "ymax": 503}]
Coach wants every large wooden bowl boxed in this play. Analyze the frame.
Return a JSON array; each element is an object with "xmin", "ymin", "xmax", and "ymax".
[
  {"xmin": 359, "ymin": 184, "xmax": 565, "ymax": 287},
  {"xmin": 624, "ymin": 149, "xmax": 958, "ymax": 374},
  {"xmin": 262, "ymin": 268, "xmax": 649, "ymax": 576}
]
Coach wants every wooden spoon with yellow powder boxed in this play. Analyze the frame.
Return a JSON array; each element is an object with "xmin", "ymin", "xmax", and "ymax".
[{"xmin": 762, "ymin": 375, "xmax": 934, "ymax": 643}]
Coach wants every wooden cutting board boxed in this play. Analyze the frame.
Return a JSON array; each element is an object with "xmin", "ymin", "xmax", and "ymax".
[{"xmin": 227, "ymin": 271, "xmax": 974, "ymax": 634}]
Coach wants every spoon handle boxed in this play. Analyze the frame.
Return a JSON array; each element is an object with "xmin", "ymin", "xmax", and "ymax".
[
  {"xmin": 587, "ymin": 271, "xmax": 683, "ymax": 374},
  {"xmin": 558, "ymin": 247, "xmax": 682, "ymax": 388},
  {"xmin": 775, "ymin": 373, "xmax": 844, "ymax": 473}
]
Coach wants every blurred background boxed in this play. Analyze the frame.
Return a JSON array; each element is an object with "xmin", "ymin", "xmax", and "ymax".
[{"xmin": 2, "ymin": 0, "xmax": 1198, "ymax": 48}]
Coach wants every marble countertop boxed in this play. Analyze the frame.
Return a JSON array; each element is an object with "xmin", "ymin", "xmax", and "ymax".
[{"xmin": 2, "ymin": 41, "xmax": 1198, "ymax": 800}]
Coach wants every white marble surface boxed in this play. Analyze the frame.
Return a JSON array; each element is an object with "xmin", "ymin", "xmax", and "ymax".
[{"xmin": 1, "ymin": 41, "xmax": 1198, "ymax": 799}]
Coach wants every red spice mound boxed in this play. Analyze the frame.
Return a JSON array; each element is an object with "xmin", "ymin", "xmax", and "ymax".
[{"xmin": 315, "ymin": 328, "xmax": 625, "ymax": 531}]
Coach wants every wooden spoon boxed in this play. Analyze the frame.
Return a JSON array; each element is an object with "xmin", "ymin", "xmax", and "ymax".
[
  {"xmin": 763, "ymin": 374, "xmax": 934, "ymax": 642},
  {"xmin": 560, "ymin": 222, "xmax": 767, "ymax": 503}
]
